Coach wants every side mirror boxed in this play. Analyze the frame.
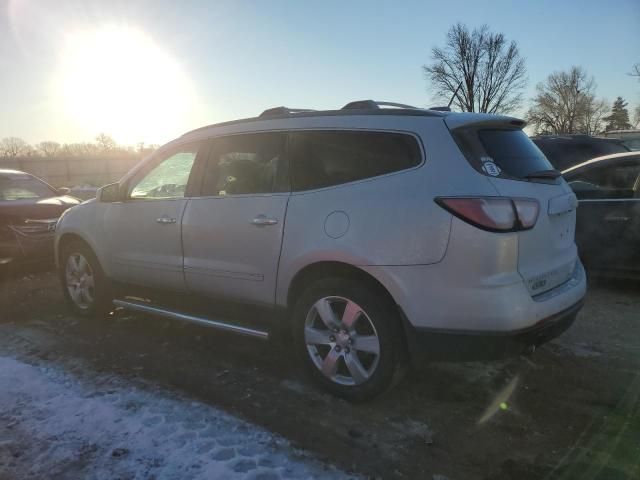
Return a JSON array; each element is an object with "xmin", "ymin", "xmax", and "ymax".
[
  {"xmin": 57, "ymin": 187, "xmax": 71, "ymax": 196},
  {"xmin": 97, "ymin": 183, "xmax": 122, "ymax": 203}
]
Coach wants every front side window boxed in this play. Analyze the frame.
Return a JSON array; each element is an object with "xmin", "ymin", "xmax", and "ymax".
[
  {"xmin": 201, "ymin": 132, "xmax": 287, "ymax": 196},
  {"xmin": 568, "ymin": 160, "xmax": 640, "ymax": 199},
  {"xmin": 289, "ymin": 130, "xmax": 422, "ymax": 191},
  {"xmin": 130, "ymin": 144, "xmax": 200, "ymax": 199}
]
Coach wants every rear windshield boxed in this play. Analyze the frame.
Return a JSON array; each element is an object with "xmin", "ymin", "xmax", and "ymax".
[
  {"xmin": 454, "ymin": 128, "xmax": 554, "ymax": 180},
  {"xmin": 478, "ymin": 129, "xmax": 553, "ymax": 178}
]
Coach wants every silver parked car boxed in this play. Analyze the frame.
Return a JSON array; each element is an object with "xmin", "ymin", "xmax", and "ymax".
[{"xmin": 55, "ymin": 101, "xmax": 586, "ymax": 400}]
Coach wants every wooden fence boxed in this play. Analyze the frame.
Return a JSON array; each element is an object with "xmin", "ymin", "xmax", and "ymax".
[{"xmin": 0, "ymin": 155, "xmax": 141, "ymax": 187}]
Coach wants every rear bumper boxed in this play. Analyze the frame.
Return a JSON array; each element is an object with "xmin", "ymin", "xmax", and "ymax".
[{"xmin": 402, "ymin": 298, "xmax": 584, "ymax": 362}]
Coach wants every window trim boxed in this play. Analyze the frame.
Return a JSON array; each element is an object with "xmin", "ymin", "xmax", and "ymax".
[
  {"xmin": 123, "ymin": 141, "xmax": 207, "ymax": 202},
  {"xmin": 187, "ymin": 127, "xmax": 426, "ymax": 198}
]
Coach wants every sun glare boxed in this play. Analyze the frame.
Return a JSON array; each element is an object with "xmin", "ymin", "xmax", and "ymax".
[{"xmin": 55, "ymin": 26, "xmax": 194, "ymax": 145}]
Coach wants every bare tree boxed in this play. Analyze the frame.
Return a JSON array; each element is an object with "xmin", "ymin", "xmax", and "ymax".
[
  {"xmin": 579, "ymin": 98, "xmax": 609, "ymax": 135},
  {"xmin": 630, "ymin": 63, "xmax": 640, "ymax": 128},
  {"xmin": 62, "ymin": 143, "xmax": 100, "ymax": 157},
  {"xmin": 526, "ymin": 66, "xmax": 606, "ymax": 135},
  {"xmin": 36, "ymin": 141, "xmax": 61, "ymax": 157},
  {"xmin": 0, "ymin": 137, "xmax": 31, "ymax": 158},
  {"xmin": 95, "ymin": 133, "xmax": 117, "ymax": 152},
  {"xmin": 423, "ymin": 23, "xmax": 527, "ymax": 114}
]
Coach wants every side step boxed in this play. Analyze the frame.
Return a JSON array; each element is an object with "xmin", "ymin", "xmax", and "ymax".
[{"xmin": 112, "ymin": 299, "xmax": 269, "ymax": 340}]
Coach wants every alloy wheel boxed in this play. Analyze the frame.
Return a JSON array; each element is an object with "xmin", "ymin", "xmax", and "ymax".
[{"xmin": 304, "ymin": 296, "xmax": 381, "ymax": 386}]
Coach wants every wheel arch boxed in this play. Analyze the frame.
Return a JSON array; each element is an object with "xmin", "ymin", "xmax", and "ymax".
[
  {"xmin": 56, "ymin": 232, "xmax": 101, "ymax": 270},
  {"xmin": 286, "ymin": 261, "xmax": 397, "ymax": 312}
]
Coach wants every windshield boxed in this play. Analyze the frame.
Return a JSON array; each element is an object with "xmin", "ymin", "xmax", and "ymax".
[{"xmin": 0, "ymin": 174, "xmax": 56, "ymax": 201}]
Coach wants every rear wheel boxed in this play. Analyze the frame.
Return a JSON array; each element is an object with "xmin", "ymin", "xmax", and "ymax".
[
  {"xmin": 293, "ymin": 277, "xmax": 406, "ymax": 401},
  {"xmin": 59, "ymin": 240, "xmax": 112, "ymax": 318}
]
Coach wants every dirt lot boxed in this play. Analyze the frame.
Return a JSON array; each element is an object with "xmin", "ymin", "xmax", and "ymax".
[{"xmin": 2, "ymin": 265, "xmax": 640, "ymax": 479}]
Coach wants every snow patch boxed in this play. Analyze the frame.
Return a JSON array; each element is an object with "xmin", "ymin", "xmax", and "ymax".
[{"xmin": 0, "ymin": 356, "xmax": 354, "ymax": 479}]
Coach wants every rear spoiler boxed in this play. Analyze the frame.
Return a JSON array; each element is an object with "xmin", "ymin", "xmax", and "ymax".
[{"xmin": 444, "ymin": 113, "xmax": 526, "ymax": 131}]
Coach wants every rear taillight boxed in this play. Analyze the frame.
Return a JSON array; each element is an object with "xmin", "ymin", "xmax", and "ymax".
[{"xmin": 436, "ymin": 197, "xmax": 539, "ymax": 232}]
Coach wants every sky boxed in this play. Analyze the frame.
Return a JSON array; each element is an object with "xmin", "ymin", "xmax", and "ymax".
[{"xmin": 0, "ymin": 0, "xmax": 638, "ymax": 146}]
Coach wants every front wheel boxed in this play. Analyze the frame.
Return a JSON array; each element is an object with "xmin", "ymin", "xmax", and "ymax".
[
  {"xmin": 292, "ymin": 277, "xmax": 406, "ymax": 401},
  {"xmin": 59, "ymin": 240, "xmax": 112, "ymax": 318}
]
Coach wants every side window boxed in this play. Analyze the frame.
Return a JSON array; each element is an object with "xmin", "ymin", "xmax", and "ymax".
[
  {"xmin": 289, "ymin": 130, "xmax": 422, "ymax": 191},
  {"xmin": 568, "ymin": 161, "xmax": 640, "ymax": 199},
  {"xmin": 201, "ymin": 132, "xmax": 287, "ymax": 196},
  {"xmin": 130, "ymin": 144, "xmax": 200, "ymax": 199}
]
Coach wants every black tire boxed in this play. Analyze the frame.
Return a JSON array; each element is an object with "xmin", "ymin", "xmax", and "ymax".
[
  {"xmin": 59, "ymin": 240, "xmax": 112, "ymax": 318},
  {"xmin": 292, "ymin": 277, "xmax": 406, "ymax": 402}
]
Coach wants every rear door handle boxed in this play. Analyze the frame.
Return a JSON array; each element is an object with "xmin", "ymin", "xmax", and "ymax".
[
  {"xmin": 156, "ymin": 216, "xmax": 177, "ymax": 224},
  {"xmin": 251, "ymin": 215, "xmax": 278, "ymax": 226},
  {"xmin": 604, "ymin": 214, "xmax": 630, "ymax": 223}
]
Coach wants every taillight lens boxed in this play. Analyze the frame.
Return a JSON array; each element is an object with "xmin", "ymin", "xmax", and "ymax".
[
  {"xmin": 513, "ymin": 199, "xmax": 539, "ymax": 229},
  {"xmin": 436, "ymin": 197, "xmax": 539, "ymax": 232}
]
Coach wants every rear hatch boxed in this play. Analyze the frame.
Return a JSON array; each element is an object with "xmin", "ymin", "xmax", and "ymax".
[{"xmin": 447, "ymin": 116, "xmax": 578, "ymax": 296}]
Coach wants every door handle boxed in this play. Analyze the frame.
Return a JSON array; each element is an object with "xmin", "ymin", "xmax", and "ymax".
[
  {"xmin": 156, "ymin": 216, "xmax": 177, "ymax": 224},
  {"xmin": 251, "ymin": 215, "xmax": 278, "ymax": 226},
  {"xmin": 604, "ymin": 214, "xmax": 630, "ymax": 223}
]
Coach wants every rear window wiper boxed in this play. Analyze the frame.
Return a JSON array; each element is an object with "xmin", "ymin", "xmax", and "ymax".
[{"xmin": 524, "ymin": 169, "xmax": 562, "ymax": 180}]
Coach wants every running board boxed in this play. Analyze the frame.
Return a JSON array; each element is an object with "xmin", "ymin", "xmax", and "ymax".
[{"xmin": 112, "ymin": 299, "xmax": 269, "ymax": 340}]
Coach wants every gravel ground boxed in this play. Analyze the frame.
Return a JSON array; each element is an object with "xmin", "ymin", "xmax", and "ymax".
[{"xmin": 2, "ymin": 266, "xmax": 640, "ymax": 479}]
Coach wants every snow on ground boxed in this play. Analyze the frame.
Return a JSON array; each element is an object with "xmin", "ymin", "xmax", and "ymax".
[{"xmin": 0, "ymin": 356, "xmax": 354, "ymax": 479}]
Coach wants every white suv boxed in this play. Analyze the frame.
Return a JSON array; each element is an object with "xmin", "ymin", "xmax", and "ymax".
[{"xmin": 55, "ymin": 101, "xmax": 586, "ymax": 400}]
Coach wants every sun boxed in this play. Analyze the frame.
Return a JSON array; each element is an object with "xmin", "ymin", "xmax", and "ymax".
[{"xmin": 54, "ymin": 26, "xmax": 194, "ymax": 145}]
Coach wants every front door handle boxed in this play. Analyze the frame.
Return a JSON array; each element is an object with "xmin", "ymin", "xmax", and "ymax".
[
  {"xmin": 251, "ymin": 215, "xmax": 278, "ymax": 226},
  {"xmin": 156, "ymin": 216, "xmax": 177, "ymax": 224}
]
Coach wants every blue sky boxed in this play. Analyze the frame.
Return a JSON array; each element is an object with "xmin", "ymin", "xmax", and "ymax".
[{"xmin": 1, "ymin": 0, "xmax": 638, "ymax": 145}]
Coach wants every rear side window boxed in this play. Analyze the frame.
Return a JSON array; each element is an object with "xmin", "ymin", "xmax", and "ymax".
[
  {"xmin": 289, "ymin": 130, "xmax": 421, "ymax": 191},
  {"xmin": 455, "ymin": 128, "xmax": 553, "ymax": 180}
]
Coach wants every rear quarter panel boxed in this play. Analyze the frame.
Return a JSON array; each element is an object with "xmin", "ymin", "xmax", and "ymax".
[{"xmin": 275, "ymin": 117, "xmax": 500, "ymax": 306}]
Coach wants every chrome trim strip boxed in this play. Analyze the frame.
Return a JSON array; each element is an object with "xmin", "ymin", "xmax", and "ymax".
[
  {"xmin": 113, "ymin": 299, "xmax": 269, "ymax": 340},
  {"xmin": 578, "ymin": 198, "xmax": 640, "ymax": 203}
]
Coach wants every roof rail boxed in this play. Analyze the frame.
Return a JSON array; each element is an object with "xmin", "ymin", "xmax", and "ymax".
[
  {"xmin": 259, "ymin": 106, "xmax": 316, "ymax": 118},
  {"xmin": 341, "ymin": 100, "xmax": 418, "ymax": 110},
  {"xmin": 429, "ymin": 106, "xmax": 451, "ymax": 112}
]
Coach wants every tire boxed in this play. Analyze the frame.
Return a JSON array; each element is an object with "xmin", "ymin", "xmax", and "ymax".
[
  {"xmin": 292, "ymin": 277, "xmax": 406, "ymax": 402},
  {"xmin": 59, "ymin": 240, "xmax": 112, "ymax": 318}
]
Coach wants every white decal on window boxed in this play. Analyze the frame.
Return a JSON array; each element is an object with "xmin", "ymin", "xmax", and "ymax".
[{"xmin": 482, "ymin": 162, "xmax": 502, "ymax": 176}]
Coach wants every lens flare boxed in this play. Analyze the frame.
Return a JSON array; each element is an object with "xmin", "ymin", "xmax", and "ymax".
[{"xmin": 53, "ymin": 26, "xmax": 195, "ymax": 144}]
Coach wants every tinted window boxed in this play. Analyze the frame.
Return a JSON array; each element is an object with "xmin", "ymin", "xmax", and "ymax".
[
  {"xmin": 289, "ymin": 130, "xmax": 421, "ymax": 191},
  {"xmin": 534, "ymin": 138, "xmax": 629, "ymax": 170},
  {"xmin": 0, "ymin": 174, "xmax": 56, "ymax": 201},
  {"xmin": 568, "ymin": 160, "xmax": 640, "ymax": 200},
  {"xmin": 130, "ymin": 144, "xmax": 199, "ymax": 199},
  {"xmin": 478, "ymin": 129, "xmax": 553, "ymax": 178},
  {"xmin": 201, "ymin": 133, "xmax": 287, "ymax": 196}
]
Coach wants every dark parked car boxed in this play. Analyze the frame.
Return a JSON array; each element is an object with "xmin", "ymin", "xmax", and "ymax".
[
  {"xmin": 0, "ymin": 169, "xmax": 80, "ymax": 266},
  {"xmin": 532, "ymin": 134, "xmax": 630, "ymax": 170},
  {"xmin": 563, "ymin": 151, "xmax": 640, "ymax": 276}
]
